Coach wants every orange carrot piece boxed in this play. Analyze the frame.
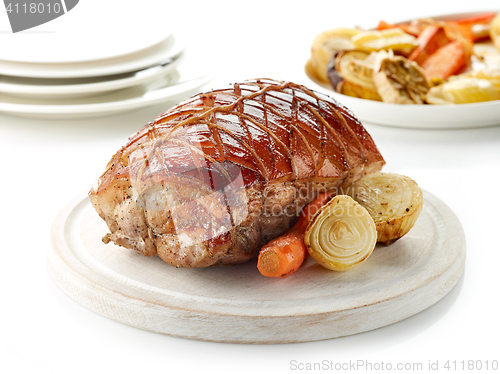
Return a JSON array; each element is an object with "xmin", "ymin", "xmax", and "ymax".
[
  {"xmin": 376, "ymin": 20, "xmax": 420, "ymax": 37},
  {"xmin": 257, "ymin": 192, "xmax": 334, "ymax": 278},
  {"xmin": 445, "ymin": 13, "xmax": 497, "ymax": 42},
  {"xmin": 257, "ymin": 232, "xmax": 307, "ymax": 279},
  {"xmin": 446, "ymin": 22, "xmax": 475, "ymax": 43},
  {"xmin": 421, "ymin": 40, "xmax": 467, "ymax": 80},
  {"xmin": 409, "ymin": 25, "xmax": 450, "ymax": 65}
]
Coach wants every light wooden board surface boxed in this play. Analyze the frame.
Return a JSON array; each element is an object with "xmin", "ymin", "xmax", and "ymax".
[{"xmin": 47, "ymin": 190, "xmax": 466, "ymax": 344}]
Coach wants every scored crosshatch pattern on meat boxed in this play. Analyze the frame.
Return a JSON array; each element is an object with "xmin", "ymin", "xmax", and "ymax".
[{"xmin": 89, "ymin": 79, "xmax": 385, "ymax": 268}]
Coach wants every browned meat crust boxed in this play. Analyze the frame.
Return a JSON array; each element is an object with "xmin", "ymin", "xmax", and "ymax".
[{"xmin": 89, "ymin": 79, "xmax": 385, "ymax": 268}]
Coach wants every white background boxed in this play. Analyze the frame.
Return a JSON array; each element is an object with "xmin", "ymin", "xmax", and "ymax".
[{"xmin": 1, "ymin": 1, "xmax": 499, "ymax": 373}]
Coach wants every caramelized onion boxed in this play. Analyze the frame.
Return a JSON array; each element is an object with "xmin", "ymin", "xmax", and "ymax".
[{"xmin": 349, "ymin": 172, "xmax": 423, "ymax": 244}]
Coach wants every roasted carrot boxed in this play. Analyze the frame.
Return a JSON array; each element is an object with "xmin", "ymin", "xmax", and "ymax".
[
  {"xmin": 409, "ymin": 25, "xmax": 450, "ymax": 65},
  {"xmin": 455, "ymin": 12, "xmax": 497, "ymax": 25},
  {"xmin": 257, "ymin": 192, "xmax": 334, "ymax": 278},
  {"xmin": 376, "ymin": 20, "xmax": 392, "ymax": 30},
  {"xmin": 446, "ymin": 13, "xmax": 497, "ymax": 42},
  {"xmin": 376, "ymin": 20, "xmax": 420, "ymax": 37},
  {"xmin": 379, "ymin": 13, "xmax": 496, "ymax": 43},
  {"xmin": 421, "ymin": 40, "xmax": 467, "ymax": 80}
]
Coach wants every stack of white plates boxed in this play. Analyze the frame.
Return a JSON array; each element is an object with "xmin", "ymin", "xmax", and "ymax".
[{"xmin": 0, "ymin": 31, "xmax": 214, "ymax": 119}]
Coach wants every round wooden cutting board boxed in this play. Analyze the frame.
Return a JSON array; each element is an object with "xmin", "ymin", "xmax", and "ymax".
[{"xmin": 48, "ymin": 190, "xmax": 465, "ymax": 344}]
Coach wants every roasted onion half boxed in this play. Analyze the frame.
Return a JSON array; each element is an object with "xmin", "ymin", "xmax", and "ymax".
[
  {"xmin": 374, "ymin": 55, "xmax": 430, "ymax": 104},
  {"xmin": 310, "ymin": 28, "xmax": 359, "ymax": 83},
  {"xmin": 349, "ymin": 172, "xmax": 423, "ymax": 244},
  {"xmin": 327, "ymin": 50, "xmax": 382, "ymax": 101},
  {"xmin": 304, "ymin": 195, "xmax": 377, "ymax": 271}
]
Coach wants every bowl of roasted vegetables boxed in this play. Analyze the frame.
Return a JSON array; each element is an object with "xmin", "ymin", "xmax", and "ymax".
[{"xmin": 305, "ymin": 11, "xmax": 500, "ymax": 128}]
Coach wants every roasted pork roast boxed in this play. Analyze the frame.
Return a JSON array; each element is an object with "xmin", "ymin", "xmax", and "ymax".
[{"xmin": 89, "ymin": 79, "xmax": 385, "ymax": 268}]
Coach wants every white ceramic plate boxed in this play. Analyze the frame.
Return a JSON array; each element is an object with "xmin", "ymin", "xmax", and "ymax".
[
  {"xmin": 0, "ymin": 72, "xmax": 214, "ymax": 119},
  {"xmin": 0, "ymin": 52, "xmax": 185, "ymax": 99},
  {"xmin": 303, "ymin": 11, "xmax": 500, "ymax": 129},
  {"xmin": 0, "ymin": 30, "xmax": 172, "ymax": 65},
  {"xmin": 0, "ymin": 34, "xmax": 186, "ymax": 79}
]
